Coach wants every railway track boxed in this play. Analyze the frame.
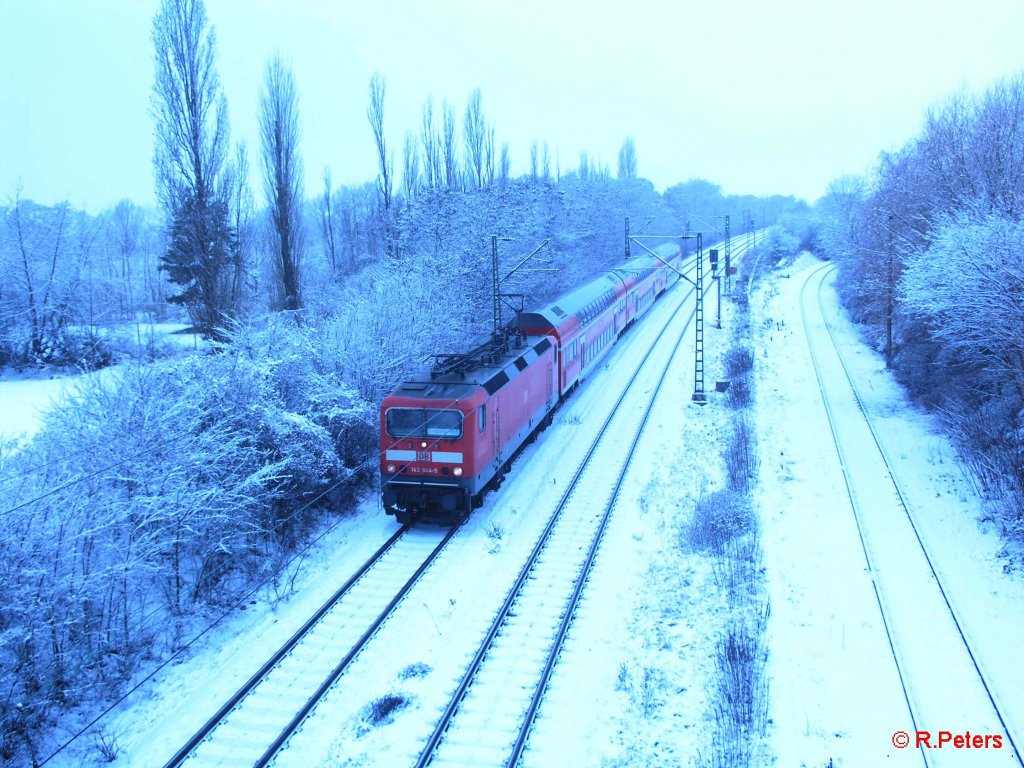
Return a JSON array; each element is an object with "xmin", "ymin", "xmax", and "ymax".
[
  {"xmin": 800, "ymin": 263, "xmax": 1023, "ymax": 767},
  {"xmin": 162, "ymin": 524, "xmax": 459, "ymax": 768},
  {"xmin": 414, "ymin": 267, "xmax": 706, "ymax": 767}
]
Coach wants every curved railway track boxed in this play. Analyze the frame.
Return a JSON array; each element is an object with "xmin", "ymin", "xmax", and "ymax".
[
  {"xmin": 800, "ymin": 263, "xmax": 1022, "ymax": 768},
  {"xmin": 415, "ymin": 267, "xmax": 707, "ymax": 767}
]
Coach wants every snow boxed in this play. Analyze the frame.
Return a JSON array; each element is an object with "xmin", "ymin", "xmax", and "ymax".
[
  {"xmin": 0, "ymin": 324, "xmax": 200, "ymax": 445},
  {"xmin": 0, "ymin": 365, "xmax": 124, "ymax": 445},
  {"xmin": 39, "ymin": 253, "xmax": 1024, "ymax": 768}
]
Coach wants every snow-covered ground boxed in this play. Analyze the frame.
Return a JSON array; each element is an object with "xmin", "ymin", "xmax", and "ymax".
[
  {"xmin": 0, "ymin": 365, "xmax": 124, "ymax": 445},
  {"xmin": 0, "ymin": 323, "xmax": 200, "ymax": 445},
  {"xmin": 40, "ymin": 255, "xmax": 1024, "ymax": 767}
]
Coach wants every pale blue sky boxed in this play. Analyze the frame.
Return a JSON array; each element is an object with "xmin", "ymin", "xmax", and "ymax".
[{"xmin": 2, "ymin": 0, "xmax": 1023, "ymax": 213}]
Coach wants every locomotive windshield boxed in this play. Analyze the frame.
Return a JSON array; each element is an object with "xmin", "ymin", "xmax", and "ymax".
[{"xmin": 386, "ymin": 408, "xmax": 463, "ymax": 439}]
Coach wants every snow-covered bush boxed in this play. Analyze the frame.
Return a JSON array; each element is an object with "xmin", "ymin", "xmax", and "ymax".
[
  {"xmin": 760, "ymin": 226, "xmax": 801, "ymax": 266},
  {"xmin": 724, "ymin": 346, "xmax": 754, "ymax": 410},
  {"xmin": 776, "ymin": 209, "xmax": 818, "ymax": 253},
  {"xmin": 708, "ymin": 603, "xmax": 770, "ymax": 768},
  {"xmin": 686, "ymin": 490, "xmax": 755, "ymax": 556},
  {"xmin": 900, "ymin": 211, "xmax": 1024, "ymax": 390},
  {"xmin": 0, "ymin": 316, "xmax": 376, "ymax": 763},
  {"xmin": 898, "ymin": 211, "xmax": 1024, "ymax": 545}
]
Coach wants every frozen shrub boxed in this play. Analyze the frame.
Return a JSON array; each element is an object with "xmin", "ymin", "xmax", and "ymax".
[
  {"xmin": 723, "ymin": 346, "xmax": 753, "ymax": 379},
  {"xmin": 708, "ymin": 602, "xmax": 770, "ymax": 768},
  {"xmin": 725, "ymin": 418, "xmax": 759, "ymax": 494},
  {"xmin": 686, "ymin": 490, "xmax": 755, "ymax": 555},
  {"xmin": 0, "ymin": 315, "xmax": 379, "ymax": 764},
  {"xmin": 723, "ymin": 346, "xmax": 754, "ymax": 410},
  {"xmin": 366, "ymin": 694, "xmax": 408, "ymax": 725},
  {"xmin": 398, "ymin": 662, "xmax": 431, "ymax": 679}
]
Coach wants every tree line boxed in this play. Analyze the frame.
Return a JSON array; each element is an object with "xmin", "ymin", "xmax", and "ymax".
[{"xmin": 815, "ymin": 71, "xmax": 1024, "ymax": 556}]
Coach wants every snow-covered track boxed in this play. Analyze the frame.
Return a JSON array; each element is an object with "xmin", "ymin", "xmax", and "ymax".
[
  {"xmin": 163, "ymin": 524, "xmax": 459, "ymax": 768},
  {"xmin": 800, "ymin": 264, "xmax": 1023, "ymax": 768},
  {"xmin": 415, "ymin": 277, "xmax": 702, "ymax": 767}
]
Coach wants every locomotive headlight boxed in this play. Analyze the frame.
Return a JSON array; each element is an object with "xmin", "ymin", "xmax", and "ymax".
[
  {"xmin": 420, "ymin": 441, "xmax": 428, "ymax": 449},
  {"xmin": 453, "ymin": 467, "xmax": 463, "ymax": 477},
  {"xmin": 386, "ymin": 464, "xmax": 396, "ymax": 473}
]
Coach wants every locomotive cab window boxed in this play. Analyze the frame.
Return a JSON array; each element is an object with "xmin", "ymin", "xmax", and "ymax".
[
  {"xmin": 385, "ymin": 407, "xmax": 464, "ymax": 439},
  {"xmin": 478, "ymin": 404, "xmax": 486, "ymax": 432}
]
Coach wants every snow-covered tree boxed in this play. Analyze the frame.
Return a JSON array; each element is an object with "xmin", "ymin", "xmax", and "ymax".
[
  {"xmin": 420, "ymin": 97, "xmax": 441, "ymax": 190},
  {"xmin": 402, "ymin": 130, "xmax": 421, "ymax": 200},
  {"xmin": 618, "ymin": 136, "xmax": 637, "ymax": 179},
  {"xmin": 901, "ymin": 211, "xmax": 1024, "ymax": 390},
  {"xmin": 260, "ymin": 54, "xmax": 304, "ymax": 312},
  {"xmin": 152, "ymin": 0, "xmax": 239, "ymax": 338},
  {"xmin": 367, "ymin": 72, "xmax": 393, "ymax": 212},
  {"xmin": 463, "ymin": 88, "xmax": 490, "ymax": 190}
]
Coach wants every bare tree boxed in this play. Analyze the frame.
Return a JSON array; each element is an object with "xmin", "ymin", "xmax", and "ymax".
[
  {"xmin": 484, "ymin": 126, "xmax": 495, "ymax": 187},
  {"xmin": 151, "ymin": 0, "xmax": 237, "ymax": 337},
  {"xmin": 542, "ymin": 141, "xmax": 551, "ymax": 180},
  {"xmin": 259, "ymin": 54, "xmax": 304, "ymax": 311},
  {"xmin": 529, "ymin": 140, "xmax": 539, "ymax": 180},
  {"xmin": 319, "ymin": 168, "xmax": 339, "ymax": 275},
  {"xmin": 6, "ymin": 194, "xmax": 71, "ymax": 360},
  {"xmin": 442, "ymin": 100, "xmax": 458, "ymax": 189},
  {"xmin": 367, "ymin": 72, "xmax": 393, "ymax": 211},
  {"xmin": 402, "ymin": 130, "xmax": 421, "ymax": 200},
  {"xmin": 227, "ymin": 141, "xmax": 253, "ymax": 309},
  {"xmin": 499, "ymin": 142, "xmax": 511, "ymax": 187},
  {"xmin": 618, "ymin": 136, "xmax": 638, "ymax": 179},
  {"xmin": 578, "ymin": 150, "xmax": 590, "ymax": 182},
  {"xmin": 109, "ymin": 199, "xmax": 144, "ymax": 319},
  {"xmin": 420, "ymin": 97, "xmax": 441, "ymax": 189},
  {"xmin": 464, "ymin": 88, "xmax": 487, "ymax": 189}
]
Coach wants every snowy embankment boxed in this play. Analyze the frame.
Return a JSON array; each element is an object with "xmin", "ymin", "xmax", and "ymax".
[
  {"xmin": 755, "ymin": 254, "xmax": 1024, "ymax": 766},
  {"xmin": 46, "ymin": 262, "xmax": 742, "ymax": 766},
  {"xmin": 40, "ymin": 254, "xmax": 1023, "ymax": 767}
]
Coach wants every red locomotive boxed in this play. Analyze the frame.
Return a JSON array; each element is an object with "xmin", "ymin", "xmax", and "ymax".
[{"xmin": 380, "ymin": 243, "xmax": 684, "ymax": 524}]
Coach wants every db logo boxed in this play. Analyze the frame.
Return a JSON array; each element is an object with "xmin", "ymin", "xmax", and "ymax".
[{"xmin": 416, "ymin": 451, "xmax": 431, "ymax": 462}]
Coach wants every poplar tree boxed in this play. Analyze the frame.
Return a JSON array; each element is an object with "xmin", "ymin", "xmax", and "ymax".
[
  {"xmin": 259, "ymin": 54, "xmax": 304, "ymax": 311},
  {"xmin": 151, "ymin": 0, "xmax": 237, "ymax": 337}
]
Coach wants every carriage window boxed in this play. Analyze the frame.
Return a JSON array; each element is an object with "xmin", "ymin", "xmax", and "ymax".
[{"xmin": 386, "ymin": 408, "xmax": 464, "ymax": 439}]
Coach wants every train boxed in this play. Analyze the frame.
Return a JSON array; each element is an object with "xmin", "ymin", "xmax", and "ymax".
[{"xmin": 379, "ymin": 242, "xmax": 684, "ymax": 524}]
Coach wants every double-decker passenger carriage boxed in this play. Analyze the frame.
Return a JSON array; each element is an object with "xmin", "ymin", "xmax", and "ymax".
[
  {"xmin": 380, "ymin": 241, "xmax": 683, "ymax": 524},
  {"xmin": 515, "ymin": 271, "xmax": 625, "ymax": 395}
]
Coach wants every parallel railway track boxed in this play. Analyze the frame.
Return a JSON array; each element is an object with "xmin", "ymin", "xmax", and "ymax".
[{"xmin": 415, "ymin": 264, "xmax": 709, "ymax": 767}]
